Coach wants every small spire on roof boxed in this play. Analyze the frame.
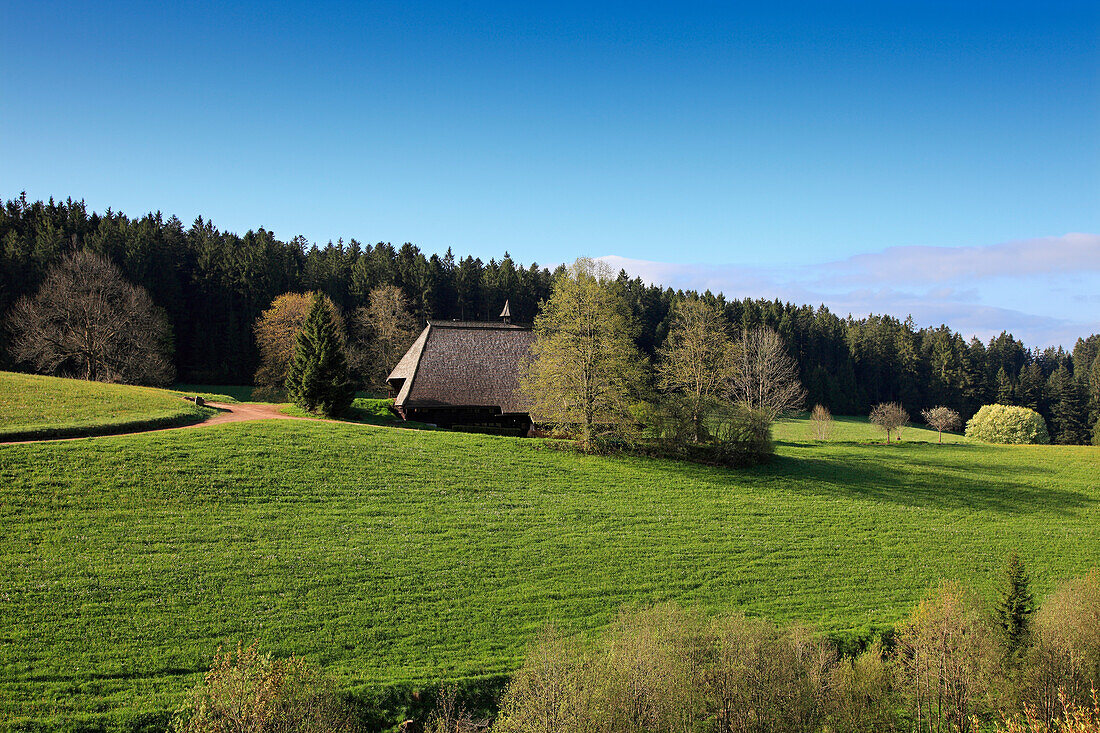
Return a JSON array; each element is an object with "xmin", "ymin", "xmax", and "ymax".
[{"xmin": 500, "ymin": 300, "xmax": 511, "ymax": 323}]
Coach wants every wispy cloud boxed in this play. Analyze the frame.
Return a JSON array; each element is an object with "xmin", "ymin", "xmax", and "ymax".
[{"xmin": 599, "ymin": 233, "xmax": 1100, "ymax": 348}]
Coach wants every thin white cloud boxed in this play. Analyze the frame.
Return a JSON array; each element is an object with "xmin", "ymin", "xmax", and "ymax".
[
  {"xmin": 598, "ymin": 234, "xmax": 1100, "ymax": 348},
  {"xmin": 816, "ymin": 233, "xmax": 1100, "ymax": 287}
]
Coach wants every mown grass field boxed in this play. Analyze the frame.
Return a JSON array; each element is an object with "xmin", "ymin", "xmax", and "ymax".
[
  {"xmin": 1, "ymin": 408, "xmax": 1097, "ymax": 730},
  {"xmin": 0, "ymin": 372, "xmax": 214, "ymax": 441},
  {"xmin": 772, "ymin": 413, "xmax": 968, "ymax": 443}
]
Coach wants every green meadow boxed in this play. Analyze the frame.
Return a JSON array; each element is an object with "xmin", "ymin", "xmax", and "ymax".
[
  {"xmin": 0, "ymin": 372, "xmax": 214, "ymax": 441},
  {"xmin": 771, "ymin": 412, "xmax": 968, "ymax": 443},
  {"xmin": 1, "ymin": 404, "xmax": 1097, "ymax": 729}
]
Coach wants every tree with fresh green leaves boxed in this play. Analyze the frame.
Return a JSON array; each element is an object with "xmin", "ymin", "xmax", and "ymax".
[
  {"xmin": 520, "ymin": 258, "xmax": 645, "ymax": 448},
  {"xmin": 995, "ymin": 552, "xmax": 1035, "ymax": 655},
  {"xmin": 285, "ymin": 293, "xmax": 355, "ymax": 417},
  {"xmin": 655, "ymin": 297, "xmax": 736, "ymax": 442}
]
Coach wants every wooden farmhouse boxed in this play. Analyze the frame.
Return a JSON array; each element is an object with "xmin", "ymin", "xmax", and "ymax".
[{"xmin": 386, "ymin": 303, "xmax": 535, "ymax": 433}]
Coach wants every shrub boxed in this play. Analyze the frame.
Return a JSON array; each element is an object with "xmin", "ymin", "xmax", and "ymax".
[
  {"xmin": 1093, "ymin": 416, "xmax": 1100, "ymax": 446},
  {"xmin": 921, "ymin": 405, "xmax": 962, "ymax": 444},
  {"xmin": 1024, "ymin": 570, "xmax": 1100, "ymax": 717},
  {"xmin": 811, "ymin": 404, "xmax": 833, "ymax": 440},
  {"xmin": 966, "ymin": 404, "xmax": 1051, "ymax": 444},
  {"xmin": 870, "ymin": 402, "xmax": 909, "ymax": 443},
  {"xmin": 896, "ymin": 581, "xmax": 997, "ymax": 732},
  {"xmin": 709, "ymin": 404, "xmax": 774, "ymax": 466},
  {"xmin": 171, "ymin": 641, "xmax": 358, "ymax": 733}
]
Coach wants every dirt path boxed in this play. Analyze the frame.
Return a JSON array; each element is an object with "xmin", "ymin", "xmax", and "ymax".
[{"xmin": 0, "ymin": 401, "xmax": 313, "ymax": 446}]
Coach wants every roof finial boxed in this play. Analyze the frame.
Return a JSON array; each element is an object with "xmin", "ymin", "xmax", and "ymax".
[{"xmin": 500, "ymin": 300, "xmax": 511, "ymax": 324}]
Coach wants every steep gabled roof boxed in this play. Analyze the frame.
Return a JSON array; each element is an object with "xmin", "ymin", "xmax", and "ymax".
[{"xmin": 387, "ymin": 321, "xmax": 535, "ymax": 414}]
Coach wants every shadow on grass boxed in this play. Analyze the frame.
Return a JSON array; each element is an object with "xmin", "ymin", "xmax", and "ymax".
[
  {"xmin": 634, "ymin": 442, "xmax": 1089, "ymax": 516},
  {"xmin": 0, "ymin": 406, "xmax": 218, "ymax": 443},
  {"xmin": 759, "ymin": 447, "xmax": 1088, "ymax": 515}
]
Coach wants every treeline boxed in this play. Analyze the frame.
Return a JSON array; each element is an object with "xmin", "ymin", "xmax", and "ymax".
[{"xmin": 2, "ymin": 194, "xmax": 1098, "ymax": 442}]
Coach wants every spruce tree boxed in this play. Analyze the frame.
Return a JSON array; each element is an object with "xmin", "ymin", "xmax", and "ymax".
[
  {"xmin": 285, "ymin": 293, "xmax": 355, "ymax": 417},
  {"xmin": 995, "ymin": 367, "xmax": 1014, "ymax": 404},
  {"xmin": 1049, "ymin": 365, "xmax": 1089, "ymax": 444},
  {"xmin": 1016, "ymin": 362, "xmax": 1044, "ymax": 412},
  {"xmin": 995, "ymin": 552, "xmax": 1034, "ymax": 654}
]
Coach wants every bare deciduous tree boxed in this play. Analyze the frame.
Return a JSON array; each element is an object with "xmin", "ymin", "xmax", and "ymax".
[
  {"xmin": 811, "ymin": 404, "xmax": 833, "ymax": 440},
  {"xmin": 656, "ymin": 297, "xmax": 736, "ymax": 442},
  {"xmin": 921, "ymin": 406, "xmax": 961, "ymax": 444},
  {"xmin": 7, "ymin": 250, "xmax": 174, "ymax": 385},
  {"xmin": 870, "ymin": 402, "xmax": 909, "ymax": 443},
  {"xmin": 727, "ymin": 326, "xmax": 806, "ymax": 422},
  {"xmin": 353, "ymin": 285, "xmax": 419, "ymax": 391}
]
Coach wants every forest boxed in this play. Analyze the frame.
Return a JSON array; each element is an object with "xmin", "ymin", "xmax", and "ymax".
[{"xmin": 2, "ymin": 193, "xmax": 1097, "ymax": 444}]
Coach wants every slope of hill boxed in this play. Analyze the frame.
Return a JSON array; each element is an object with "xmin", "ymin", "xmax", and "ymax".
[
  {"xmin": 0, "ymin": 371, "xmax": 215, "ymax": 441},
  {"xmin": 1, "ymin": 415, "xmax": 1096, "ymax": 729}
]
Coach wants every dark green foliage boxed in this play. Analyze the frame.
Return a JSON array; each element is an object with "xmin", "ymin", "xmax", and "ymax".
[
  {"xmin": 1048, "ymin": 365, "xmax": 1090, "ymax": 444},
  {"xmin": 996, "ymin": 367, "xmax": 1014, "ymax": 404},
  {"xmin": 285, "ymin": 294, "xmax": 355, "ymax": 416},
  {"xmin": 996, "ymin": 552, "xmax": 1035, "ymax": 654}
]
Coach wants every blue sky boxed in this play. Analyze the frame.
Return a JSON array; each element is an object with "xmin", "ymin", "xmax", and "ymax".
[{"xmin": 2, "ymin": 1, "xmax": 1098, "ymax": 345}]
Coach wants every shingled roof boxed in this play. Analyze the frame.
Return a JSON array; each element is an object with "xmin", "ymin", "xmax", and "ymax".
[{"xmin": 387, "ymin": 321, "xmax": 535, "ymax": 414}]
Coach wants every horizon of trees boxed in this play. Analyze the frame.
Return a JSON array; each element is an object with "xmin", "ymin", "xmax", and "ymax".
[{"xmin": 2, "ymin": 194, "xmax": 1098, "ymax": 443}]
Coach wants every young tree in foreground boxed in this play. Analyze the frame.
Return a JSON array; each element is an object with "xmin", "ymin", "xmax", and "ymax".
[
  {"xmin": 996, "ymin": 552, "xmax": 1035, "ymax": 656},
  {"xmin": 254, "ymin": 292, "xmax": 335, "ymax": 398},
  {"xmin": 811, "ymin": 404, "xmax": 833, "ymax": 440},
  {"xmin": 655, "ymin": 297, "xmax": 736, "ymax": 442},
  {"xmin": 727, "ymin": 325, "xmax": 806, "ymax": 422},
  {"xmin": 171, "ymin": 641, "xmax": 358, "ymax": 733},
  {"xmin": 520, "ymin": 258, "xmax": 644, "ymax": 447},
  {"xmin": 897, "ymin": 581, "xmax": 995, "ymax": 733},
  {"xmin": 285, "ymin": 293, "xmax": 355, "ymax": 416},
  {"xmin": 8, "ymin": 250, "xmax": 174, "ymax": 385},
  {"xmin": 353, "ymin": 285, "xmax": 419, "ymax": 391},
  {"xmin": 921, "ymin": 405, "xmax": 961, "ymax": 444},
  {"xmin": 870, "ymin": 402, "xmax": 908, "ymax": 443}
]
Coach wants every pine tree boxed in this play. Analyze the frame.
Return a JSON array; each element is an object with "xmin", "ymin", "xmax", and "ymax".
[
  {"xmin": 1049, "ymin": 364, "xmax": 1089, "ymax": 444},
  {"xmin": 1088, "ymin": 353, "xmax": 1100, "ymax": 426},
  {"xmin": 995, "ymin": 552, "xmax": 1034, "ymax": 654},
  {"xmin": 285, "ymin": 293, "xmax": 354, "ymax": 417},
  {"xmin": 995, "ymin": 367, "xmax": 1014, "ymax": 404},
  {"xmin": 1016, "ymin": 361, "xmax": 1044, "ymax": 412}
]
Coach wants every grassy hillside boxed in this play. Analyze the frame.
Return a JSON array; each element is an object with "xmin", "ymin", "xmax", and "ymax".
[
  {"xmin": 1, "ymin": 419, "xmax": 1096, "ymax": 729},
  {"xmin": 0, "ymin": 371, "xmax": 214, "ymax": 441}
]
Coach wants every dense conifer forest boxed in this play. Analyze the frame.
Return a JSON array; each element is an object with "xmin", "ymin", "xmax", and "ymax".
[{"xmin": 2, "ymin": 194, "xmax": 1097, "ymax": 443}]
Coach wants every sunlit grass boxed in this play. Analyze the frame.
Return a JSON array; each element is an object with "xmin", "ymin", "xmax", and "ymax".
[
  {"xmin": 1, "ymin": 416, "xmax": 1096, "ymax": 728},
  {"xmin": 0, "ymin": 371, "xmax": 213, "ymax": 440}
]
